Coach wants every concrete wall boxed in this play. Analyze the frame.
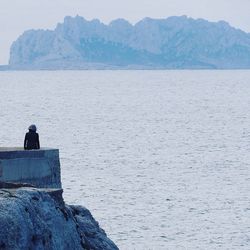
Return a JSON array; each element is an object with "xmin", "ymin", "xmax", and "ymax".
[{"xmin": 0, "ymin": 148, "xmax": 61, "ymax": 188}]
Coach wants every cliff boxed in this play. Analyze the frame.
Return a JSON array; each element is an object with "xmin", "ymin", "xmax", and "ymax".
[
  {"xmin": 0, "ymin": 148, "xmax": 118, "ymax": 250},
  {"xmin": 0, "ymin": 188, "xmax": 118, "ymax": 249},
  {"xmin": 8, "ymin": 15, "xmax": 250, "ymax": 69}
]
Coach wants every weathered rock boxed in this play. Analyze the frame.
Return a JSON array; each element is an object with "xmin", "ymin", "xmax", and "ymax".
[{"xmin": 0, "ymin": 188, "xmax": 118, "ymax": 250}]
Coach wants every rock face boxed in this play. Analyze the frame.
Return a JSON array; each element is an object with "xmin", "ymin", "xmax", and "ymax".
[
  {"xmin": 0, "ymin": 188, "xmax": 118, "ymax": 250},
  {"xmin": 8, "ymin": 15, "xmax": 250, "ymax": 69},
  {"xmin": 0, "ymin": 148, "xmax": 118, "ymax": 249}
]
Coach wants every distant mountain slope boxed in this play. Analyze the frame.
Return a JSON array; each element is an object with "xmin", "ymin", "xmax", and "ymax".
[{"xmin": 8, "ymin": 15, "xmax": 250, "ymax": 69}]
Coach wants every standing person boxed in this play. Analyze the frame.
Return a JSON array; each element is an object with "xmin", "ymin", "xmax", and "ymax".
[{"xmin": 24, "ymin": 124, "xmax": 40, "ymax": 150}]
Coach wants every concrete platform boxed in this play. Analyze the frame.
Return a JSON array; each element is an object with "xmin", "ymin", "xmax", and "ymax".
[{"xmin": 0, "ymin": 148, "xmax": 61, "ymax": 188}]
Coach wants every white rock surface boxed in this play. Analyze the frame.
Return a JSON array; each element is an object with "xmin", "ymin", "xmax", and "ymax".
[{"xmin": 8, "ymin": 16, "xmax": 250, "ymax": 69}]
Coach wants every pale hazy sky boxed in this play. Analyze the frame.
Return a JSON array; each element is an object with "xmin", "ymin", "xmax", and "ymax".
[{"xmin": 1, "ymin": 0, "xmax": 250, "ymax": 65}]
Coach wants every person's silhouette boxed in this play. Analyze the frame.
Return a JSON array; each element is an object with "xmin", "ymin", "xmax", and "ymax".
[{"xmin": 24, "ymin": 124, "xmax": 40, "ymax": 150}]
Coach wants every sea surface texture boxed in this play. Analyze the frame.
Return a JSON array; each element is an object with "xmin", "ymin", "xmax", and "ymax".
[{"xmin": 0, "ymin": 70, "xmax": 250, "ymax": 249}]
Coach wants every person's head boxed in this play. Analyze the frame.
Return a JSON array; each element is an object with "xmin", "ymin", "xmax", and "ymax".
[{"xmin": 28, "ymin": 124, "xmax": 37, "ymax": 132}]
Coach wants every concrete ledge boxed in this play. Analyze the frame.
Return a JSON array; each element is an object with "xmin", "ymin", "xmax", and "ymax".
[
  {"xmin": 0, "ymin": 148, "xmax": 61, "ymax": 188},
  {"xmin": 0, "ymin": 181, "xmax": 34, "ymax": 188},
  {"xmin": 0, "ymin": 147, "xmax": 57, "ymax": 159}
]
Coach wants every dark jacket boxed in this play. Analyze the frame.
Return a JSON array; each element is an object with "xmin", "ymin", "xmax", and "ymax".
[{"xmin": 24, "ymin": 130, "xmax": 40, "ymax": 150}]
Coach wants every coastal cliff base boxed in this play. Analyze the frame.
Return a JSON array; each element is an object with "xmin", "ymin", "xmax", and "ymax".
[{"xmin": 0, "ymin": 188, "xmax": 118, "ymax": 250}]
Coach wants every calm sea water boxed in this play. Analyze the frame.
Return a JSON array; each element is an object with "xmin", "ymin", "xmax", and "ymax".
[{"xmin": 1, "ymin": 70, "xmax": 250, "ymax": 249}]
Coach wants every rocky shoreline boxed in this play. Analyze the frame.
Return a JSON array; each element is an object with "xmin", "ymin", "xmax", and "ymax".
[{"xmin": 0, "ymin": 186, "xmax": 118, "ymax": 249}]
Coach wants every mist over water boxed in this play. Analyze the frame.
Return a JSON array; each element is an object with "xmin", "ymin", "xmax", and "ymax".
[{"xmin": 1, "ymin": 70, "xmax": 250, "ymax": 249}]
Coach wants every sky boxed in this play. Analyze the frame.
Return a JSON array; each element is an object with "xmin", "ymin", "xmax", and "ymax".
[{"xmin": 0, "ymin": 0, "xmax": 250, "ymax": 65}]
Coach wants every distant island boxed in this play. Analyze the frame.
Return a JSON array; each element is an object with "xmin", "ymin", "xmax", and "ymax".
[{"xmin": 4, "ymin": 15, "xmax": 250, "ymax": 70}]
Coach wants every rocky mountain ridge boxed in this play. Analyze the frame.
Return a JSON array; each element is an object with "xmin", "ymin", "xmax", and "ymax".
[{"xmin": 8, "ymin": 15, "xmax": 250, "ymax": 69}]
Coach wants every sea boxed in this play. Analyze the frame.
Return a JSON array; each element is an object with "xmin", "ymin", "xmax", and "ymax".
[{"xmin": 0, "ymin": 70, "xmax": 250, "ymax": 250}]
